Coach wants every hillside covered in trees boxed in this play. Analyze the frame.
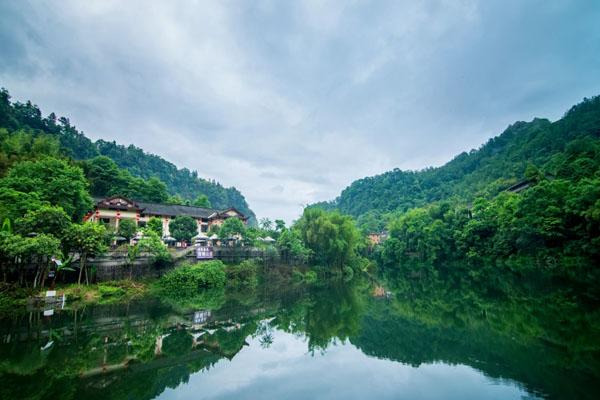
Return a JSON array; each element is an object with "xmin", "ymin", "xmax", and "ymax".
[
  {"xmin": 316, "ymin": 96, "xmax": 600, "ymax": 232},
  {"xmin": 0, "ymin": 88, "xmax": 256, "ymax": 222},
  {"xmin": 311, "ymin": 96, "xmax": 600, "ymax": 301}
]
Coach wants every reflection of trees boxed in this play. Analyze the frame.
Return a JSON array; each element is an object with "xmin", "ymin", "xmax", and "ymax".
[
  {"xmin": 350, "ymin": 282, "xmax": 600, "ymax": 400},
  {"xmin": 2, "ymin": 276, "xmax": 598, "ymax": 400},
  {"xmin": 276, "ymin": 280, "xmax": 367, "ymax": 352}
]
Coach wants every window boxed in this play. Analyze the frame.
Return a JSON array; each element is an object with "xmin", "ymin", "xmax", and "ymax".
[
  {"xmin": 201, "ymin": 225, "xmax": 208, "ymax": 232},
  {"xmin": 101, "ymin": 218, "xmax": 110, "ymax": 224}
]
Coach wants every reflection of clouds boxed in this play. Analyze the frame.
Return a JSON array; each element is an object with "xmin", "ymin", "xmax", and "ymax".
[{"xmin": 156, "ymin": 329, "xmax": 530, "ymax": 400}]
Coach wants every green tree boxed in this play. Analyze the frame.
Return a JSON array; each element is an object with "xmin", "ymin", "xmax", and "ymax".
[
  {"xmin": 0, "ymin": 232, "xmax": 61, "ymax": 288},
  {"xmin": 259, "ymin": 217, "xmax": 273, "ymax": 231},
  {"xmin": 138, "ymin": 229, "xmax": 171, "ymax": 267},
  {"xmin": 275, "ymin": 219, "xmax": 286, "ymax": 232},
  {"xmin": 83, "ymin": 156, "xmax": 129, "ymax": 196},
  {"xmin": 65, "ymin": 222, "xmax": 108, "ymax": 285},
  {"xmin": 169, "ymin": 216, "xmax": 197, "ymax": 242},
  {"xmin": 295, "ymin": 208, "xmax": 361, "ymax": 271},
  {"xmin": 125, "ymin": 243, "xmax": 141, "ymax": 280},
  {"xmin": 0, "ymin": 157, "xmax": 92, "ymax": 220},
  {"xmin": 118, "ymin": 219, "xmax": 137, "ymax": 241},
  {"xmin": 218, "ymin": 217, "xmax": 245, "ymax": 239},
  {"xmin": 166, "ymin": 194, "xmax": 186, "ymax": 205},
  {"xmin": 277, "ymin": 228, "xmax": 311, "ymax": 263},
  {"xmin": 15, "ymin": 205, "xmax": 71, "ymax": 241},
  {"xmin": 193, "ymin": 194, "xmax": 211, "ymax": 208},
  {"xmin": 146, "ymin": 217, "xmax": 163, "ymax": 237}
]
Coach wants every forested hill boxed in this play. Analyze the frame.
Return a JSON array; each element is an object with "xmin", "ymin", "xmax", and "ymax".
[
  {"xmin": 0, "ymin": 88, "xmax": 256, "ymax": 222},
  {"xmin": 316, "ymin": 96, "xmax": 600, "ymax": 226}
]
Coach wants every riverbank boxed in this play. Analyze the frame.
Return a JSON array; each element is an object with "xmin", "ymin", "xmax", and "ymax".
[
  {"xmin": 0, "ymin": 260, "xmax": 319, "ymax": 314},
  {"xmin": 0, "ymin": 280, "xmax": 152, "ymax": 313}
]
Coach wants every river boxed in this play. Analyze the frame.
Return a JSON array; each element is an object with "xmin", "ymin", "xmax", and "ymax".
[{"xmin": 0, "ymin": 273, "xmax": 598, "ymax": 399}]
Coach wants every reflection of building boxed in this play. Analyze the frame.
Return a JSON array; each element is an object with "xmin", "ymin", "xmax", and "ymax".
[
  {"xmin": 368, "ymin": 231, "xmax": 388, "ymax": 246},
  {"xmin": 84, "ymin": 196, "xmax": 247, "ymax": 236}
]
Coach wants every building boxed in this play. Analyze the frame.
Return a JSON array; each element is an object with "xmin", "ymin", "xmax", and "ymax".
[
  {"xmin": 368, "ymin": 231, "xmax": 388, "ymax": 246},
  {"xmin": 84, "ymin": 196, "xmax": 247, "ymax": 237},
  {"xmin": 506, "ymin": 179, "xmax": 534, "ymax": 193}
]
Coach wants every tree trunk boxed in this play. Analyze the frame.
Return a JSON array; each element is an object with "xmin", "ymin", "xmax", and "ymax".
[
  {"xmin": 78, "ymin": 253, "xmax": 86, "ymax": 285},
  {"xmin": 33, "ymin": 261, "xmax": 40, "ymax": 289},
  {"xmin": 40, "ymin": 263, "xmax": 48, "ymax": 289}
]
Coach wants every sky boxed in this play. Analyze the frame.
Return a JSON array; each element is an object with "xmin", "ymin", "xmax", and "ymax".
[{"xmin": 1, "ymin": 0, "xmax": 599, "ymax": 223}]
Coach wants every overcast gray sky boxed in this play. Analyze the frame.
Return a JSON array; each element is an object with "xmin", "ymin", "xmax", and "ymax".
[{"xmin": 1, "ymin": 0, "xmax": 599, "ymax": 222}]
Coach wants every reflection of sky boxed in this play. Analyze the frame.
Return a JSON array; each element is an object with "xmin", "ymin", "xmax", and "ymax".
[{"xmin": 156, "ymin": 329, "xmax": 532, "ymax": 400}]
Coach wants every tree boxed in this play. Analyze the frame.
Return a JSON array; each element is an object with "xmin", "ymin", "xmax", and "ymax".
[
  {"xmin": 277, "ymin": 228, "xmax": 311, "ymax": 263},
  {"xmin": 147, "ymin": 217, "xmax": 163, "ymax": 237},
  {"xmin": 83, "ymin": 156, "xmax": 128, "ymax": 196},
  {"xmin": 295, "ymin": 208, "xmax": 361, "ymax": 271},
  {"xmin": 138, "ymin": 229, "xmax": 172, "ymax": 267},
  {"xmin": 169, "ymin": 216, "xmax": 197, "ymax": 242},
  {"xmin": 259, "ymin": 217, "xmax": 273, "ymax": 231},
  {"xmin": 218, "ymin": 217, "xmax": 245, "ymax": 239},
  {"xmin": 166, "ymin": 195, "xmax": 186, "ymax": 205},
  {"xmin": 125, "ymin": 243, "xmax": 141, "ymax": 280},
  {"xmin": 118, "ymin": 219, "xmax": 137, "ymax": 241},
  {"xmin": 0, "ymin": 157, "xmax": 92, "ymax": 220},
  {"xmin": 15, "ymin": 205, "xmax": 71, "ymax": 241},
  {"xmin": 275, "ymin": 219, "xmax": 286, "ymax": 232},
  {"xmin": 0, "ymin": 232, "xmax": 61, "ymax": 288},
  {"xmin": 193, "ymin": 194, "xmax": 211, "ymax": 208},
  {"xmin": 65, "ymin": 222, "xmax": 108, "ymax": 285}
]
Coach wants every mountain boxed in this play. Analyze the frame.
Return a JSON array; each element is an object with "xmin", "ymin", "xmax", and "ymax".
[
  {"xmin": 316, "ymin": 95, "xmax": 600, "ymax": 228},
  {"xmin": 0, "ymin": 88, "xmax": 256, "ymax": 223}
]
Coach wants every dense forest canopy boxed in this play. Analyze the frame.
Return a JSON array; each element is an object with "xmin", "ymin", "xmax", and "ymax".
[
  {"xmin": 0, "ymin": 88, "xmax": 256, "ymax": 223},
  {"xmin": 315, "ymin": 96, "xmax": 600, "ymax": 232}
]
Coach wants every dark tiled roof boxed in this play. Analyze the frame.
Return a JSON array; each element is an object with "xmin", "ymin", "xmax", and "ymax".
[
  {"xmin": 93, "ymin": 196, "xmax": 246, "ymax": 219},
  {"xmin": 137, "ymin": 201, "xmax": 218, "ymax": 218}
]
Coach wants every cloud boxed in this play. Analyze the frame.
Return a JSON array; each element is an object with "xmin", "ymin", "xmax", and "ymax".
[{"xmin": 1, "ymin": 0, "xmax": 599, "ymax": 222}]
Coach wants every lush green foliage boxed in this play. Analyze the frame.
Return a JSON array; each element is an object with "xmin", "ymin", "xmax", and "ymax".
[
  {"xmin": 193, "ymin": 194, "xmax": 211, "ymax": 208},
  {"xmin": 309, "ymin": 95, "xmax": 600, "ymax": 297},
  {"xmin": 168, "ymin": 216, "xmax": 197, "ymax": 242},
  {"xmin": 158, "ymin": 261, "xmax": 227, "ymax": 296},
  {"xmin": 84, "ymin": 156, "xmax": 169, "ymax": 202},
  {"xmin": 226, "ymin": 260, "xmax": 258, "ymax": 287},
  {"xmin": 146, "ymin": 217, "xmax": 163, "ymax": 236},
  {"xmin": 319, "ymin": 96, "xmax": 600, "ymax": 224},
  {"xmin": 276, "ymin": 228, "xmax": 311, "ymax": 263},
  {"xmin": 14, "ymin": 205, "xmax": 71, "ymax": 239},
  {"xmin": 118, "ymin": 218, "xmax": 138, "ymax": 240},
  {"xmin": 366, "ymin": 99, "xmax": 600, "ymax": 300},
  {"xmin": 295, "ymin": 208, "xmax": 362, "ymax": 271},
  {"xmin": 65, "ymin": 221, "xmax": 109, "ymax": 284},
  {"xmin": 0, "ymin": 88, "xmax": 256, "ymax": 222},
  {"xmin": 0, "ymin": 157, "xmax": 92, "ymax": 220},
  {"xmin": 137, "ymin": 229, "xmax": 172, "ymax": 267},
  {"xmin": 218, "ymin": 217, "xmax": 245, "ymax": 239}
]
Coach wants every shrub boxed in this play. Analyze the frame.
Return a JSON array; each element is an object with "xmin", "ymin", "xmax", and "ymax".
[
  {"xmin": 98, "ymin": 284, "xmax": 125, "ymax": 297},
  {"xmin": 292, "ymin": 268, "xmax": 304, "ymax": 282},
  {"xmin": 159, "ymin": 260, "xmax": 226, "ymax": 296},
  {"xmin": 226, "ymin": 260, "xmax": 258, "ymax": 287},
  {"xmin": 304, "ymin": 270, "xmax": 318, "ymax": 284},
  {"xmin": 343, "ymin": 265, "xmax": 354, "ymax": 281}
]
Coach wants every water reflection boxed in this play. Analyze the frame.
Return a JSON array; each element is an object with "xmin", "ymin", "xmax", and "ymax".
[{"xmin": 0, "ymin": 275, "xmax": 598, "ymax": 399}]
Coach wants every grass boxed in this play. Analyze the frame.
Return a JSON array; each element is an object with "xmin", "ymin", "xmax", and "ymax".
[{"xmin": 58, "ymin": 280, "xmax": 149, "ymax": 305}]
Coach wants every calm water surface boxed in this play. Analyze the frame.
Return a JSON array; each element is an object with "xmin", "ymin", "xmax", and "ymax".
[{"xmin": 1, "ymin": 276, "xmax": 598, "ymax": 399}]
